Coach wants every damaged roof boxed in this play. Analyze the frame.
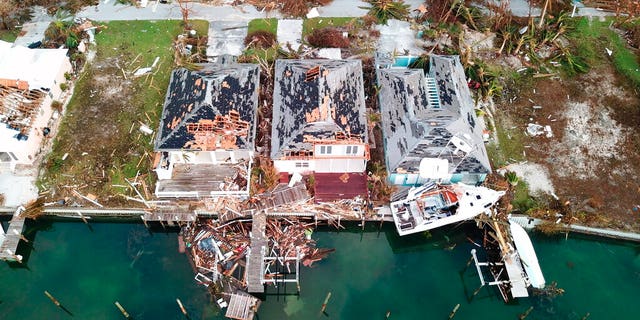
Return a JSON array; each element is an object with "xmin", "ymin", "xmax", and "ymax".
[
  {"xmin": 271, "ymin": 59, "xmax": 367, "ymax": 158},
  {"xmin": 155, "ymin": 63, "xmax": 260, "ymax": 151},
  {"xmin": 377, "ymin": 55, "xmax": 491, "ymax": 176}
]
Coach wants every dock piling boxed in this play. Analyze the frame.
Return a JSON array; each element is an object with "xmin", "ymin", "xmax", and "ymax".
[
  {"xmin": 115, "ymin": 301, "xmax": 131, "ymax": 319},
  {"xmin": 44, "ymin": 290, "xmax": 73, "ymax": 315},
  {"xmin": 448, "ymin": 303, "xmax": 460, "ymax": 319},
  {"xmin": 320, "ymin": 292, "xmax": 332, "ymax": 313},
  {"xmin": 519, "ymin": 306, "xmax": 534, "ymax": 319},
  {"xmin": 176, "ymin": 298, "xmax": 188, "ymax": 316},
  {"xmin": 44, "ymin": 290, "xmax": 61, "ymax": 307}
]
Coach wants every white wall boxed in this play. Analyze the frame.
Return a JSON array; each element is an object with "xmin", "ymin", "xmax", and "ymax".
[
  {"xmin": 0, "ymin": 54, "xmax": 71, "ymax": 167},
  {"xmin": 274, "ymin": 158, "xmax": 366, "ymax": 174}
]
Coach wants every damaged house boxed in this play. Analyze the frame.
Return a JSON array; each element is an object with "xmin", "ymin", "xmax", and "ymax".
[
  {"xmin": 0, "ymin": 40, "xmax": 72, "ymax": 171},
  {"xmin": 154, "ymin": 63, "xmax": 259, "ymax": 198},
  {"xmin": 377, "ymin": 55, "xmax": 491, "ymax": 186},
  {"xmin": 271, "ymin": 59, "xmax": 369, "ymax": 202}
]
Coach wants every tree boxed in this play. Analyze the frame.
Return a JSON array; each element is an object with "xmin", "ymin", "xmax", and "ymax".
[{"xmin": 0, "ymin": 0, "xmax": 18, "ymax": 30}]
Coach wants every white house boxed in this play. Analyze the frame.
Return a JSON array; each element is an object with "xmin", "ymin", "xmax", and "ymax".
[
  {"xmin": 154, "ymin": 62, "xmax": 260, "ymax": 198},
  {"xmin": 0, "ymin": 40, "xmax": 72, "ymax": 171}
]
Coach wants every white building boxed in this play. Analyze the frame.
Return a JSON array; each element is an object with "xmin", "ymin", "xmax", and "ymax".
[{"xmin": 0, "ymin": 40, "xmax": 72, "ymax": 171}]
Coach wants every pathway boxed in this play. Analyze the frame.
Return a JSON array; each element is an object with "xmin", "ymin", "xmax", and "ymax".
[
  {"xmin": 277, "ymin": 19, "xmax": 303, "ymax": 51},
  {"xmin": 207, "ymin": 21, "xmax": 248, "ymax": 59}
]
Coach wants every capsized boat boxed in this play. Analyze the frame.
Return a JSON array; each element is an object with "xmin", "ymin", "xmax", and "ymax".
[
  {"xmin": 509, "ymin": 221, "xmax": 545, "ymax": 289},
  {"xmin": 390, "ymin": 182, "xmax": 505, "ymax": 236}
]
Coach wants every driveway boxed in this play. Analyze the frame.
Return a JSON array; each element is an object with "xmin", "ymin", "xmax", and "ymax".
[{"xmin": 78, "ymin": 1, "xmax": 428, "ymax": 21}]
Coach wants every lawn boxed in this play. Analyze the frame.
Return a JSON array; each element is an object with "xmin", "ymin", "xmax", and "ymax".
[
  {"xmin": 568, "ymin": 17, "xmax": 640, "ymax": 87},
  {"xmin": 0, "ymin": 27, "xmax": 21, "ymax": 42},
  {"xmin": 247, "ymin": 18, "xmax": 278, "ymax": 35},
  {"xmin": 39, "ymin": 20, "xmax": 208, "ymax": 205}
]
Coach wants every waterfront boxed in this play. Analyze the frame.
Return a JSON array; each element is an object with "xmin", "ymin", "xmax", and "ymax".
[{"xmin": 1, "ymin": 221, "xmax": 638, "ymax": 319}]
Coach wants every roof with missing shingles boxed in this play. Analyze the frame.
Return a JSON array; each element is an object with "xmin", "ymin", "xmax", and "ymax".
[
  {"xmin": 378, "ymin": 55, "xmax": 491, "ymax": 176},
  {"xmin": 270, "ymin": 59, "xmax": 367, "ymax": 158},
  {"xmin": 155, "ymin": 63, "xmax": 259, "ymax": 151}
]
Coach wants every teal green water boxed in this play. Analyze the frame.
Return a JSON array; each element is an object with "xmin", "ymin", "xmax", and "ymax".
[{"xmin": 1, "ymin": 221, "xmax": 639, "ymax": 319}]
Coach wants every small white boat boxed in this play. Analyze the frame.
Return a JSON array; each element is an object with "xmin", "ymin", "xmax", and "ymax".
[
  {"xmin": 510, "ymin": 221, "xmax": 545, "ymax": 289},
  {"xmin": 390, "ymin": 182, "xmax": 505, "ymax": 236}
]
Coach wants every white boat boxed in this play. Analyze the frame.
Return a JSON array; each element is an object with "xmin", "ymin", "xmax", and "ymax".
[
  {"xmin": 509, "ymin": 221, "xmax": 545, "ymax": 288},
  {"xmin": 390, "ymin": 182, "xmax": 505, "ymax": 236}
]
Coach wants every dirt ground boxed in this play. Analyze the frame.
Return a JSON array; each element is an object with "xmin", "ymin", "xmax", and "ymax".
[{"xmin": 496, "ymin": 65, "xmax": 640, "ymax": 232}]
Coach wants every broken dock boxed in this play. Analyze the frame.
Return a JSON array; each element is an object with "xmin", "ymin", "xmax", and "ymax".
[
  {"xmin": 246, "ymin": 211, "xmax": 267, "ymax": 293},
  {"xmin": 0, "ymin": 208, "xmax": 27, "ymax": 262}
]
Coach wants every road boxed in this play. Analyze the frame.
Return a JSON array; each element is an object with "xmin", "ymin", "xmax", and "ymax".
[{"xmin": 78, "ymin": 0, "xmax": 428, "ymax": 21}]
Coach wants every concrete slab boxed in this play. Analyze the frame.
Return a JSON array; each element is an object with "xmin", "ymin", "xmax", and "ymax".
[
  {"xmin": 13, "ymin": 6, "xmax": 53, "ymax": 47},
  {"xmin": 207, "ymin": 21, "xmax": 248, "ymax": 57},
  {"xmin": 0, "ymin": 172, "xmax": 38, "ymax": 207},
  {"xmin": 317, "ymin": 48, "xmax": 342, "ymax": 59},
  {"xmin": 376, "ymin": 19, "xmax": 424, "ymax": 56},
  {"xmin": 277, "ymin": 19, "xmax": 303, "ymax": 51}
]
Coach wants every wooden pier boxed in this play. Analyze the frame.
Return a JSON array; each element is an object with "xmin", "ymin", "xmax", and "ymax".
[
  {"xmin": 225, "ymin": 292, "xmax": 261, "ymax": 320},
  {"xmin": 245, "ymin": 211, "xmax": 267, "ymax": 293},
  {"xmin": 0, "ymin": 208, "xmax": 26, "ymax": 262},
  {"xmin": 142, "ymin": 209, "xmax": 197, "ymax": 226}
]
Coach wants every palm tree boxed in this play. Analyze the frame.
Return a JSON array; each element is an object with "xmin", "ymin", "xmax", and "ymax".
[{"xmin": 361, "ymin": 0, "xmax": 410, "ymax": 25}]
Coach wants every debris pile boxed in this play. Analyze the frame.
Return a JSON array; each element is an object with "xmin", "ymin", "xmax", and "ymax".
[{"xmin": 181, "ymin": 216, "xmax": 334, "ymax": 302}]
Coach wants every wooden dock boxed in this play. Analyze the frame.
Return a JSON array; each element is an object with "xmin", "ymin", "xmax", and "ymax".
[
  {"xmin": 245, "ymin": 211, "xmax": 267, "ymax": 293},
  {"xmin": 245, "ymin": 183, "xmax": 310, "ymax": 213},
  {"xmin": 142, "ymin": 210, "xmax": 197, "ymax": 223},
  {"xmin": 0, "ymin": 208, "xmax": 26, "ymax": 262},
  {"xmin": 225, "ymin": 292, "xmax": 261, "ymax": 320}
]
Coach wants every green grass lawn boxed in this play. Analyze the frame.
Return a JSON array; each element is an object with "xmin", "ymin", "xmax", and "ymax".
[
  {"xmin": 568, "ymin": 17, "xmax": 640, "ymax": 87},
  {"xmin": 247, "ymin": 18, "xmax": 278, "ymax": 35},
  {"xmin": 0, "ymin": 28, "xmax": 21, "ymax": 42},
  {"xmin": 40, "ymin": 20, "xmax": 208, "ymax": 203}
]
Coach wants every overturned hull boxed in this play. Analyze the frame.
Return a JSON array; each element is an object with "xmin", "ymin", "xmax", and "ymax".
[
  {"xmin": 510, "ymin": 221, "xmax": 545, "ymax": 289},
  {"xmin": 391, "ymin": 182, "xmax": 505, "ymax": 236}
]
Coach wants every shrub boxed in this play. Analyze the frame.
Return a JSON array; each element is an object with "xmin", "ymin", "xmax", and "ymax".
[
  {"xmin": 280, "ymin": 0, "xmax": 310, "ymax": 17},
  {"xmin": 244, "ymin": 30, "xmax": 276, "ymax": 49},
  {"xmin": 307, "ymin": 27, "xmax": 350, "ymax": 48},
  {"xmin": 51, "ymin": 100, "xmax": 63, "ymax": 112},
  {"xmin": 59, "ymin": 82, "xmax": 69, "ymax": 91}
]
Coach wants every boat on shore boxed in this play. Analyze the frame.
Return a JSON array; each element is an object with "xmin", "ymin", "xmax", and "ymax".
[{"xmin": 390, "ymin": 182, "xmax": 505, "ymax": 236}]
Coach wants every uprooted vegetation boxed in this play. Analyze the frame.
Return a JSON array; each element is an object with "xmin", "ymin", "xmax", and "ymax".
[{"xmin": 38, "ymin": 20, "xmax": 209, "ymax": 206}]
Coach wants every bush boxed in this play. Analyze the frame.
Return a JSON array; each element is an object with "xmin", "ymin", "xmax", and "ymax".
[
  {"xmin": 51, "ymin": 100, "xmax": 63, "ymax": 112},
  {"xmin": 59, "ymin": 82, "xmax": 69, "ymax": 91},
  {"xmin": 307, "ymin": 27, "xmax": 350, "ymax": 48},
  {"xmin": 279, "ymin": 0, "xmax": 334, "ymax": 17},
  {"xmin": 244, "ymin": 30, "xmax": 276, "ymax": 49}
]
